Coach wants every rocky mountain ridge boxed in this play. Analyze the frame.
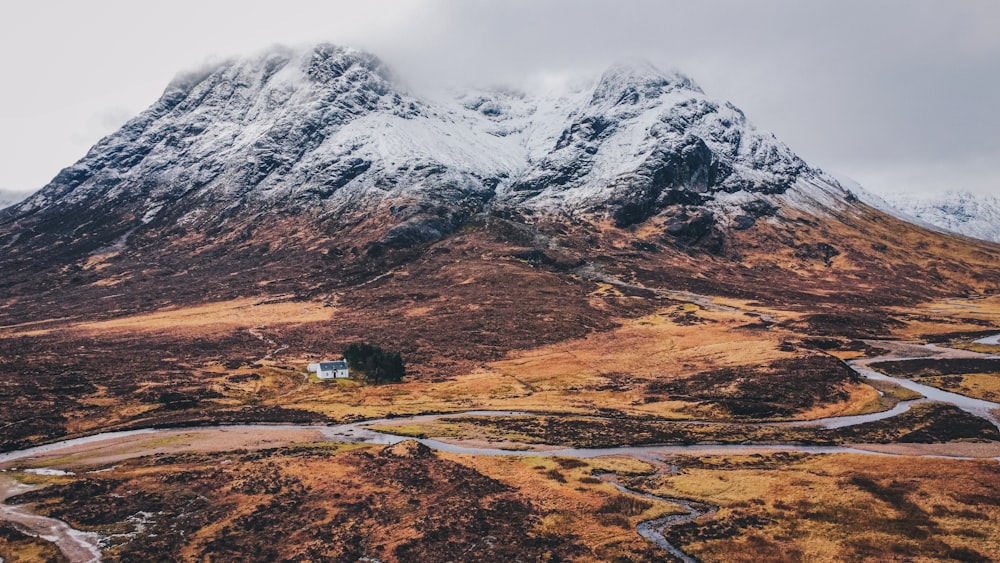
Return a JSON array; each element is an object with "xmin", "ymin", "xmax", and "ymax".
[
  {"xmin": 3, "ymin": 44, "xmax": 848, "ymax": 257},
  {"xmin": 880, "ymin": 190, "xmax": 1000, "ymax": 244}
]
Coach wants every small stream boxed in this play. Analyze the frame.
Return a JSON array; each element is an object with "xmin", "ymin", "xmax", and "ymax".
[
  {"xmin": 600, "ymin": 469, "xmax": 717, "ymax": 563},
  {"xmin": 1, "ymin": 336, "xmax": 998, "ymax": 562},
  {"xmin": 849, "ymin": 355, "xmax": 1000, "ymax": 431},
  {"xmin": 0, "ymin": 475, "xmax": 102, "ymax": 563},
  {"xmin": 975, "ymin": 334, "xmax": 1000, "ymax": 346}
]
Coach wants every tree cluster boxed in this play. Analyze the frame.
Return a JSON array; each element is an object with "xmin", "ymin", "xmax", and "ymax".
[{"xmin": 343, "ymin": 343, "xmax": 406, "ymax": 384}]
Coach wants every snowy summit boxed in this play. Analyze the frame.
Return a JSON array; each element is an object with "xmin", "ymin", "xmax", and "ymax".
[{"xmin": 7, "ymin": 43, "xmax": 851, "ymax": 244}]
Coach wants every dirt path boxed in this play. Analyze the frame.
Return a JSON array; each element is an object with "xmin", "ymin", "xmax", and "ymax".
[
  {"xmin": 574, "ymin": 262, "xmax": 779, "ymax": 324},
  {"xmin": 248, "ymin": 325, "xmax": 288, "ymax": 360}
]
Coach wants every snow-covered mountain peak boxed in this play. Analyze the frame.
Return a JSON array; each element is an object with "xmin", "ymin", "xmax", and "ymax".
[
  {"xmin": 9, "ymin": 43, "xmax": 852, "ymax": 251},
  {"xmin": 166, "ymin": 43, "xmax": 411, "ymax": 122},
  {"xmin": 592, "ymin": 59, "xmax": 702, "ymax": 106},
  {"xmin": 499, "ymin": 59, "xmax": 827, "ymax": 225},
  {"xmin": 304, "ymin": 43, "xmax": 393, "ymax": 83}
]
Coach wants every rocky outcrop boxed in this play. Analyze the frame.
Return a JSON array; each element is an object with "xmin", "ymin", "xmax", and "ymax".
[{"xmin": 663, "ymin": 208, "xmax": 725, "ymax": 254}]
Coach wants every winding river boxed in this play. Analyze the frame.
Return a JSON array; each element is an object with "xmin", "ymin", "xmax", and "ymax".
[
  {"xmin": 1, "ymin": 336, "xmax": 998, "ymax": 562},
  {"xmin": 849, "ymin": 358, "xmax": 1000, "ymax": 431}
]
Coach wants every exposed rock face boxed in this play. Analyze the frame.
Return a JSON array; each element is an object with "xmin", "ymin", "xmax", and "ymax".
[
  {"xmin": 793, "ymin": 242, "xmax": 841, "ymax": 267},
  {"xmin": 0, "ymin": 43, "xmax": 850, "ymax": 265},
  {"xmin": 663, "ymin": 208, "xmax": 725, "ymax": 254},
  {"xmin": 732, "ymin": 199, "xmax": 780, "ymax": 230},
  {"xmin": 506, "ymin": 61, "xmax": 819, "ymax": 220}
]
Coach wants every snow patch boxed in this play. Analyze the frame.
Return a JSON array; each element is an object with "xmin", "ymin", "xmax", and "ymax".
[{"xmin": 140, "ymin": 204, "xmax": 164, "ymax": 224}]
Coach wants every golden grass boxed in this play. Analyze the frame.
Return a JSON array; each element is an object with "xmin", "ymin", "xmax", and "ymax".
[
  {"xmin": 872, "ymin": 379, "xmax": 924, "ymax": 402},
  {"xmin": 796, "ymin": 384, "xmax": 884, "ymax": 420},
  {"xmin": 444, "ymin": 308, "xmax": 793, "ymax": 416},
  {"xmin": 0, "ymin": 297, "xmax": 336, "ymax": 339},
  {"xmin": 644, "ymin": 453, "xmax": 1000, "ymax": 562},
  {"xmin": 253, "ymin": 303, "xmax": 884, "ymax": 422},
  {"xmin": 913, "ymin": 373, "xmax": 1000, "ymax": 402},
  {"xmin": 7, "ymin": 471, "xmax": 77, "ymax": 487},
  {"xmin": 953, "ymin": 343, "xmax": 1000, "ymax": 355},
  {"xmin": 892, "ymin": 294, "xmax": 1000, "ymax": 340},
  {"xmin": 450, "ymin": 452, "xmax": 685, "ymax": 558},
  {"xmin": 0, "ymin": 315, "xmax": 82, "ymax": 337},
  {"xmin": 821, "ymin": 379, "xmax": 924, "ymax": 418},
  {"xmin": 76, "ymin": 298, "xmax": 332, "ymax": 335},
  {"xmin": 0, "ymin": 526, "xmax": 67, "ymax": 563}
]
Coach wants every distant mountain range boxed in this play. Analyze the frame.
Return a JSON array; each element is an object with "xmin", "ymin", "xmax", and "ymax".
[
  {"xmin": 879, "ymin": 191, "xmax": 1000, "ymax": 243},
  {"xmin": 0, "ymin": 190, "xmax": 30, "ymax": 209}
]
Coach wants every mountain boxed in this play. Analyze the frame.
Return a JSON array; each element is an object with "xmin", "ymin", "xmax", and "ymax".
[
  {"xmin": 4, "ymin": 45, "xmax": 840, "ymax": 256},
  {"xmin": 1, "ymin": 43, "xmax": 998, "ymax": 369},
  {"xmin": 3, "ymin": 44, "xmax": 1000, "ymax": 563},
  {"xmin": 878, "ymin": 191, "xmax": 1000, "ymax": 243},
  {"xmin": 0, "ymin": 189, "xmax": 30, "ymax": 209}
]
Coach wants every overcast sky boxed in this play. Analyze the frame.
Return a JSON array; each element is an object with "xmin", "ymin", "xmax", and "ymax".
[{"xmin": 1, "ymin": 0, "xmax": 998, "ymax": 199}]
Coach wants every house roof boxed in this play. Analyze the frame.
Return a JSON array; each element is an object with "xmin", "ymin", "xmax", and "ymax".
[{"xmin": 319, "ymin": 361, "xmax": 348, "ymax": 370}]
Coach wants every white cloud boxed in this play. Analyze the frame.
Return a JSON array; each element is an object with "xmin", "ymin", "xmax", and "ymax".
[
  {"xmin": 846, "ymin": 152, "xmax": 1000, "ymax": 198},
  {"xmin": 1, "ymin": 0, "xmax": 998, "ymax": 198}
]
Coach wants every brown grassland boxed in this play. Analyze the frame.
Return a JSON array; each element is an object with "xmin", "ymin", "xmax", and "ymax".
[
  {"xmin": 2, "ymin": 205, "xmax": 1000, "ymax": 560},
  {"xmin": 7, "ymin": 443, "xmax": 1000, "ymax": 562},
  {"xmin": 6, "ymin": 442, "xmax": 680, "ymax": 562},
  {"xmin": 0, "ymin": 521, "xmax": 67, "ymax": 563},
  {"xmin": 643, "ymin": 453, "xmax": 1000, "ymax": 562}
]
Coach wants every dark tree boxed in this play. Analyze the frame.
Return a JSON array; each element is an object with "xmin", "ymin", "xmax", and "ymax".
[{"xmin": 343, "ymin": 343, "xmax": 406, "ymax": 384}]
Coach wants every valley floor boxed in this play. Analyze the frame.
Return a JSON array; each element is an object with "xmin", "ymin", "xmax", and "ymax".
[{"xmin": 1, "ymin": 293, "xmax": 1000, "ymax": 561}]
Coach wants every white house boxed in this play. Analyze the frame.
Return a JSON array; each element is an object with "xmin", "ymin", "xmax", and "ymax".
[{"xmin": 307, "ymin": 360, "xmax": 350, "ymax": 379}]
